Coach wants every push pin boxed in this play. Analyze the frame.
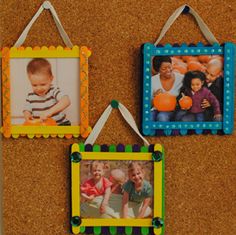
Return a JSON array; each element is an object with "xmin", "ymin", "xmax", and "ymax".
[
  {"xmin": 70, "ymin": 151, "xmax": 82, "ymax": 163},
  {"xmin": 111, "ymin": 100, "xmax": 119, "ymax": 108},
  {"xmin": 152, "ymin": 151, "xmax": 162, "ymax": 162},
  {"xmin": 152, "ymin": 217, "xmax": 164, "ymax": 228},
  {"xmin": 71, "ymin": 216, "xmax": 81, "ymax": 227},
  {"xmin": 182, "ymin": 5, "xmax": 190, "ymax": 14}
]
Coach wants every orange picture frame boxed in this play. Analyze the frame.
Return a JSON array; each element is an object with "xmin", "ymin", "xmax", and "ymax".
[{"xmin": 1, "ymin": 45, "xmax": 91, "ymax": 138}]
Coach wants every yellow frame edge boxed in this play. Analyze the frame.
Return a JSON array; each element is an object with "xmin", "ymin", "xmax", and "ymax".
[{"xmin": 71, "ymin": 143, "xmax": 164, "ymax": 235}]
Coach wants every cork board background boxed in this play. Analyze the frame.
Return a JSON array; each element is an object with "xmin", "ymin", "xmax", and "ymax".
[{"xmin": 1, "ymin": 0, "xmax": 236, "ymax": 234}]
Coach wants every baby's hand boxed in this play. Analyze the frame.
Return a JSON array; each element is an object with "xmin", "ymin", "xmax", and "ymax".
[
  {"xmin": 100, "ymin": 202, "xmax": 107, "ymax": 214},
  {"xmin": 214, "ymin": 114, "xmax": 222, "ymax": 121},
  {"xmin": 153, "ymin": 89, "xmax": 163, "ymax": 97},
  {"xmin": 88, "ymin": 195, "xmax": 95, "ymax": 201},
  {"xmin": 23, "ymin": 111, "xmax": 33, "ymax": 121},
  {"xmin": 39, "ymin": 110, "xmax": 51, "ymax": 121},
  {"xmin": 25, "ymin": 115, "xmax": 33, "ymax": 122},
  {"xmin": 201, "ymin": 99, "xmax": 211, "ymax": 109}
]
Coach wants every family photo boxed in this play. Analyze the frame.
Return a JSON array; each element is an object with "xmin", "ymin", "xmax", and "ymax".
[
  {"xmin": 151, "ymin": 54, "xmax": 224, "ymax": 122},
  {"xmin": 10, "ymin": 57, "xmax": 80, "ymax": 126},
  {"xmin": 80, "ymin": 160, "xmax": 154, "ymax": 219}
]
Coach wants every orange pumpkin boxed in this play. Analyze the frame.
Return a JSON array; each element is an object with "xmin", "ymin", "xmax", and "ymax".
[
  {"xmin": 187, "ymin": 61, "xmax": 206, "ymax": 72},
  {"xmin": 23, "ymin": 118, "xmax": 57, "ymax": 126},
  {"xmin": 153, "ymin": 93, "xmax": 177, "ymax": 112},
  {"xmin": 198, "ymin": 55, "xmax": 211, "ymax": 63},
  {"xmin": 182, "ymin": 56, "xmax": 198, "ymax": 63},
  {"xmin": 173, "ymin": 64, "xmax": 187, "ymax": 74},
  {"xmin": 179, "ymin": 93, "xmax": 192, "ymax": 110},
  {"xmin": 171, "ymin": 57, "xmax": 182, "ymax": 65}
]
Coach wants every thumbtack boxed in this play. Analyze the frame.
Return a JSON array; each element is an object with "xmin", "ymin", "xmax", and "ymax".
[
  {"xmin": 182, "ymin": 5, "xmax": 190, "ymax": 14},
  {"xmin": 111, "ymin": 100, "xmax": 119, "ymax": 108}
]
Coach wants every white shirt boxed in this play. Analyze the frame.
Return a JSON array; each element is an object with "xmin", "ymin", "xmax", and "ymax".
[{"xmin": 151, "ymin": 72, "xmax": 184, "ymax": 97}]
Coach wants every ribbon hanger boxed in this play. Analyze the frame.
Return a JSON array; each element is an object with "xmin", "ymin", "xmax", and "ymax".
[
  {"xmin": 85, "ymin": 100, "xmax": 150, "ymax": 146},
  {"xmin": 154, "ymin": 4, "xmax": 219, "ymax": 46},
  {"xmin": 14, "ymin": 1, "xmax": 73, "ymax": 48}
]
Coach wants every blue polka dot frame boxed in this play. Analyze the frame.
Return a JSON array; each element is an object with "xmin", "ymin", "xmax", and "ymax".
[{"xmin": 141, "ymin": 42, "xmax": 235, "ymax": 136}]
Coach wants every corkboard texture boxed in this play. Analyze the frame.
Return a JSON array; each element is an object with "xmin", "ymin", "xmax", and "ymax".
[{"xmin": 1, "ymin": 0, "xmax": 236, "ymax": 234}]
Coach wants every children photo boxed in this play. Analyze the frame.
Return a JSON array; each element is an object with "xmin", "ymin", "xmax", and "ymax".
[
  {"xmin": 10, "ymin": 57, "xmax": 80, "ymax": 126},
  {"xmin": 80, "ymin": 160, "xmax": 154, "ymax": 219},
  {"xmin": 151, "ymin": 55, "xmax": 223, "ymax": 122}
]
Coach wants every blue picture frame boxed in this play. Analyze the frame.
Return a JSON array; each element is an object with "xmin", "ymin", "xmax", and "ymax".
[{"xmin": 141, "ymin": 42, "xmax": 235, "ymax": 136}]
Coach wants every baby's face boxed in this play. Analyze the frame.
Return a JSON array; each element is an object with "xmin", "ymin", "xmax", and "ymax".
[
  {"xmin": 129, "ymin": 167, "xmax": 144, "ymax": 185},
  {"xmin": 91, "ymin": 165, "xmax": 104, "ymax": 181},
  {"xmin": 206, "ymin": 65, "xmax": 221, "ymax": 83},
  {"xmin": 28, "ymin": 73, "xmax": 53, "ymax": 96},
  {"xmin": 191, "ymin": 78, "xmax": 203, "ymax": 93}
]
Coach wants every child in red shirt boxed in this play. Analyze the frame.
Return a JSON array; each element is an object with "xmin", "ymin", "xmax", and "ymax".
[{"xmin": 81, "ymin": 161, "xmax": 112, "ymax": 213}]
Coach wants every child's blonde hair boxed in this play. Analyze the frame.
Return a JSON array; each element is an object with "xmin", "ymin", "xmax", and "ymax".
[
  {"xmin": 27, "ymin": 58, "xmax": 52, "ymax": 77},
  {"xmin": 90, "ymin": 161, "xmax": 109, "ymax": 173},
  {"xmin": 128, "ymin": 161, "xmax": 144, "ymax": 175},
  {"xmin": 110, "ymin": 169, "xmax": 126, "ymax": 185}
]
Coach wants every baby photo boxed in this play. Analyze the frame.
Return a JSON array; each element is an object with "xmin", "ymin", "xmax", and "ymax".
[
  {"xmin": 10, "ymin": 57, "xmax": 80, "ymax": 126},
  {"xmin": 80, "ymin": 160, "xmax": 154, "ymax": 219},
  {"xmin": 151, "ymin": 55, "xmax": 223, "ymax": 122}
]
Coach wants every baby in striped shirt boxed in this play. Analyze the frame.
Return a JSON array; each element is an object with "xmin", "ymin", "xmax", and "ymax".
[{"xmin": 23, "ymin": 58, "xmax": 71, "ymax": 125}]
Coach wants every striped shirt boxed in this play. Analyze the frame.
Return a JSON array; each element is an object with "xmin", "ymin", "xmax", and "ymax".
[{"xmin": 24, "ymin": 86, "xmax": 69, "ymax": 125}]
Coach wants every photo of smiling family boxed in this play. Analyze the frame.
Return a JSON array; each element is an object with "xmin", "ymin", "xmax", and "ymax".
[
  {"xmin": 151, "ymin": 55, "xmax": 223, "ymax": 122},
  {"xmin": 80, "ymin": 160, "xmax": 153, "ymax": 219}
]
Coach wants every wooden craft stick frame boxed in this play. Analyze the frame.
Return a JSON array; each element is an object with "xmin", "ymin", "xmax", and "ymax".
[
  {"xmin": 1, "ymin": 46, "xmax": 91, "ymax": 138},
  {"xmin": 141, "ymin": 42, "xmax": 235, "ymax": 136},
  {"xmin": 70, "ymin": 143, "xmax": 165, "ymax": 235}
]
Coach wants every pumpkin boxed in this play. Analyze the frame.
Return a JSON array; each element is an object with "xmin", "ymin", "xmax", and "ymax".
[
  {"xmin": 153, "ymin": 93, "xmax": 177, "ymax": 112},
  {"xmin": 198, "ymin": 55, "xmax": 211, "ymax": 63},
  {"xmin": 171, "ymin": 57, "xmax": 182, "ymax": 65},
  {"xmin": 187, "ymin": 61, "xmax": 206, "ymax": 72},
  {"xmin": 23, "ymin": 118, "xmax": 57, "ymax": 126},
  {"xmin": 182, "ymin": 56, "xmax": 198, "ymax": 63},
  {"xmin": 179, "ymin": 93, "xmax": 192, "ymax": 110},
  {"xmin": 173, "ymin": 64, "xmax": 187, "ymax": 74}
]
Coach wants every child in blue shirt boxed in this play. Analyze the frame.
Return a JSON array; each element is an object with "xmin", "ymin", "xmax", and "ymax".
[{"xmin": 122, "ymin": 162, "xmax": 152, "ymax": 218}]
